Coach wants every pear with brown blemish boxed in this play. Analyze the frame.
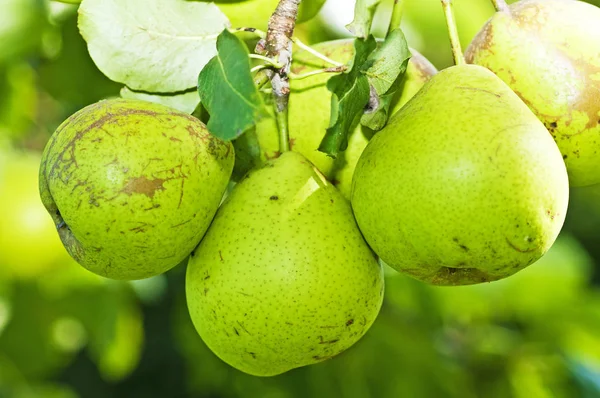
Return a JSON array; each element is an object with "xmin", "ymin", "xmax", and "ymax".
[
  {"xmin": 465, "ymin": 0, "xmax": 600, "ymax": 186},
  {"xmin": 351, "ymin": 64, "xmax": 569, "ymax": 286},
  {"xmin": 39, "ymin": 98, "xmax": 234, "ymax": 280},
  {"xmin": 186, "ymin": 151, "xmax": 383, "ymax": 376}
]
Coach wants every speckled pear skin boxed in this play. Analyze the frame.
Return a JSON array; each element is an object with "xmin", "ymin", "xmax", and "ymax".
[
  {"xmin": 39, "ymin": 98, "xmax": 234, "ymax": 280},
  {"xmin": 186, "ymin": 151, "xmax": 384, "ymax": 376},
  {"xmin": 233, "ymin": 39, "xmax": 437, "ymax": 198},
  {"xmin": 351, "ymin": 65, "xmax": 569, "ymax": 286},
  {"xmin": 465, "ymin": 0, "xmax": 600, "ymax": 187}
]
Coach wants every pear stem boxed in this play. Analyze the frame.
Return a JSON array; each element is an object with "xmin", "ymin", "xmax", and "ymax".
[
  {"xmin": 248, "ymin": 54, "xmax": 284, "ymax": 68},
  {"xmin": 441, "ymin": 0, "xmax": 465, "ymax": 66},
  {"xmin": 292, "ymin": 37, "xmax": 344, "ymax": 67},
  {"xmin": 387, "ymin": 0, "xmax": 406, "ymax": 36},
  {"xmin": 491, "ymin": 0, "xmax": 509, "ymax": 12},
  {"xmin": 253, "ymin": 70, "xmax": 271, "ymax": 89},
  {"xmin": 276, "ymin": 107, "xmax": 290, "ymax": 153},
  {"xmin": 264, "ymin": 0, "xmax": 301, "ymax": 154},
  {"xmin": 289, "ymin": 65, "xmax": 347, "ymax": 80}
]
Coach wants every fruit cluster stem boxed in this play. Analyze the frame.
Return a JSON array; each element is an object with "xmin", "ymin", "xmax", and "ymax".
[
  {"xmin": 277, "ymin": 108, "xmax": 291, "ymax": 153},
  {"xmin": 491, "ymin": 0, "xmax": 509, "ymax": 12},
  {"xmin": 264, "ymin": 0, "xmax": 302, "ymax": 154},
  {"xmin": 441, "ymin": 0, "xmax": 465, "ymax": 66}
]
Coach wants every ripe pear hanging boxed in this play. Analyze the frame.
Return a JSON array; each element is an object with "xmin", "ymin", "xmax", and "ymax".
[
  {"xmin": 39, "ymin": 99, "xmax": 234, "ymax": 280},
  {"xmin": 465, "ymin": 0, "xmax": 600, "ymax": 186},
  {"xmin": 351, "ymin": 64, "xmax": 569, "ymax": 286},
  {"xmin": 186, "ymin": 152, "xmax": 384, "ymax": 376}
]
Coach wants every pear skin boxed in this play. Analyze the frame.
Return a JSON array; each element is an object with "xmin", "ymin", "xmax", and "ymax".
[
  {"xmin": 186, "ymin": 151, "xmax": 384, "ymax": 376},
  {"xmin": 39, "ymin": 99, "xmax": 234, "ymax": 280},
  {"xmin": 465, "ymin": 0, "xmax": 600, "ymax": 186},
  {"xmin": 351, "ymin": 65, "xmax": 569, "ymax": 286}
]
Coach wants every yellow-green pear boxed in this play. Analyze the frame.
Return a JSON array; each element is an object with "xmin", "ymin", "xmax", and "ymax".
[
  {"xmin": 39, "ymin": 98, "xmax": 234, "ymax": 280},
  {"xmin": 233, "ymin": 39, "xmax": 437, "ymax": 199},
  {"xmin": 351, "ymin": 65, "xmax": 569, "ymax": 286},
  {"xmin": 465, "ymin": 0, "xmax": 600, "ymax": 187},
  {"xmin": 0, "ymin": 149, "xmax": 70, "ymax": 280},
  {"xmin": 186, "ymin": 151, "xmax": 384, "ymax": 376}
]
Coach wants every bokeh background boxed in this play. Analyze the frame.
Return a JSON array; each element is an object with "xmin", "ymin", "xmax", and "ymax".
[{"xmin": 1, "ymin": 0, "xmax": 600, "ymax": 397}]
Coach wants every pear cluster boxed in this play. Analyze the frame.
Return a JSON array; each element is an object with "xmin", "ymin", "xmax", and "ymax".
[{"xmin": 38, "ymin": 0, "xmax": 600, "ymax": 377}]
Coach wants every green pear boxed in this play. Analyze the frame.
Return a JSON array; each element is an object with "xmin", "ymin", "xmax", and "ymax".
[
  {"xmin": 186, "ymin": 151, "xmax": 384, "ymax": 376},
  {"xmin": 0, "ymin": 148, "xmax": 70, "ymax": 280},
  {"xmin": 351, "ymin": 64, "xmax": 569, "ymax": 286},
  {"xmin": 233, "ymin": 39, "xmax": 437, "ymax": 199},
  {"xmin": 465, "ymin": 0, "xmax": 600, "ymax": 187},
  {"xmin": 39, "ymin": 98, "xmax": 234, "ymax": 280}
]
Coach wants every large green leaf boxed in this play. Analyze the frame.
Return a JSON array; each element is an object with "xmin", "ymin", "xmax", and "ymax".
[{"xmin": 78, "ymin": 0, "xmax": 230, "ymax": 92}]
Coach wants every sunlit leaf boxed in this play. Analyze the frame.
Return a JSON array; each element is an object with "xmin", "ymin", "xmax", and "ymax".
[{"xmin": 79, "ymin": 0, "xmax": 230, "ymax": 92}]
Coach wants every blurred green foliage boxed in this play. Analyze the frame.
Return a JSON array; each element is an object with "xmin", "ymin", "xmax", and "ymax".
[{"xmin": 1, "ymin": 0, "xmax": 600, "ymax": 397}]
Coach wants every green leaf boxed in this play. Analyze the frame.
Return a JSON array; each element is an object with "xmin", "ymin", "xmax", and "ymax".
[
  {"xmin": 120, "ymin": 87, "xmax": 200, "ymax": 114},
  {"xmin": 198, "ymin": 29, "xmax": 266, "ymax": 141},
  {"xmin": 360, "ymin": 29, "xmax": 411, "ymax": 130},
  {"xmin": 318, "ymin": 37, "xmax": 376, "ymax": 158},
  {"xmin": 78, "ymin": 0, "xmax": 230, "ymax": 92},
  {"xmin": 362, "ymin": 29, "xmax": 411, "ymax": 96},
  {"xmin": 346, "ymin": 0, "xmax": 381, "ymax": 38}
]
